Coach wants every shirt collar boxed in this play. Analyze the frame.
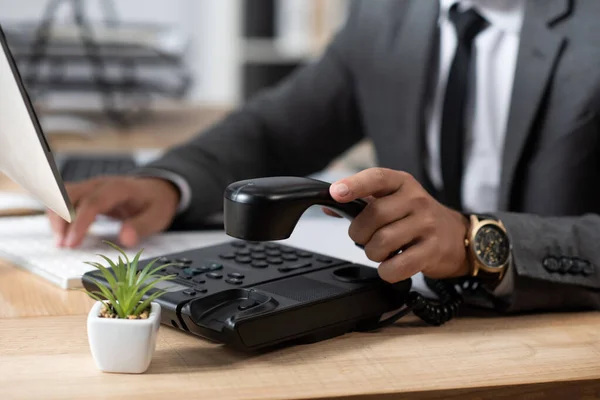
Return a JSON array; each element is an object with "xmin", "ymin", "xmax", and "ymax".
[{"xmin": 439, "ymin": 0, "xmax": 525, "ymax": 34}]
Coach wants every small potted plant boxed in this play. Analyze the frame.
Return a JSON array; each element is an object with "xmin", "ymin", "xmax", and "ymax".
[{"xmin": 82, "ymin": 241, "xmax": 175, "ymax": 374}]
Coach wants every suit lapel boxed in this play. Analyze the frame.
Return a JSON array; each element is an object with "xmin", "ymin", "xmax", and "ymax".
[
  {"xmin": 382, "ymin": 0, "xmax": 439, "ymax": 186},
  {"xmin": 497, "ymin": 0, "xmax": 571, "ymax": 210}
]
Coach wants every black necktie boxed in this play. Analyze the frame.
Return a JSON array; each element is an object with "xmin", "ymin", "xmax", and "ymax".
[{"xmin": 440, "ymin": 5, "xmax": 488, "ymax": 210}]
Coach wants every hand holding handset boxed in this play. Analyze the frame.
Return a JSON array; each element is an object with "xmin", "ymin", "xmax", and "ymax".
[{"xmin": 224, "ymin": 176, "xmax": 463, "ymax": 326}]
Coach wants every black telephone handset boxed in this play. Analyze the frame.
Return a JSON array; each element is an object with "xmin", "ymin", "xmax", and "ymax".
[{"xmin": 223, "ymin": 176, "xmax": 463, "ymax": 326}]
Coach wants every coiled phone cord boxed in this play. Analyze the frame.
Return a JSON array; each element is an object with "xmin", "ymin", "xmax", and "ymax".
[
  {"xmin": 407, "ymin": 278, "xmax": 464, "ymax": 325},
  {"xmin": 375, "ymin": 277, "xmax": 467, "ymax": 328}
]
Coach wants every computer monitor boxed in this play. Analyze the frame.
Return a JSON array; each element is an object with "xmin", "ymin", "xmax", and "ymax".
[{"xmin": 0, "ymin": 24, "xmax": 74, "ymax": 222}]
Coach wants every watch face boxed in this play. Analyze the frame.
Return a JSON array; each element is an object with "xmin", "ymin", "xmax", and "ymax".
[{"xmin": 473, "ymin": 223, "xmax": 510, "ymax": 268}]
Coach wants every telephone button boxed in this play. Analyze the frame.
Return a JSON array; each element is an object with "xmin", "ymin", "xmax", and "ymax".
[
  {"xmin": 282, "ymin": 254, "xmax": 298, "ymax": 261},
  {"xmin": 279, "ymin": 262, "xmax": 312, "ymax": 273},
  {"xmin": 251, "ymin": 261, "xmax": 268, "ymax": 269}
]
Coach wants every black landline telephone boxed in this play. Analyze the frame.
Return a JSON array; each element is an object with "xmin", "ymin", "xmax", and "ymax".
[
  {"xmin": 224, "ymin": 176, "xmax": 464, "ymax": 327},
  {"xmin": 83, "ymin": 176, "xmax": 466, "ymax": 352}
]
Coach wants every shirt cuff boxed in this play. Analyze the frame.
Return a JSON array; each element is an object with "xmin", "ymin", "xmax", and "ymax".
[
  {"xmin": 129, "ymin": 168, "xmax": 192, "ymax": 214},
  {"xmin": 491, "ymin": 255, "xmax": 514, "ymax": 297}
]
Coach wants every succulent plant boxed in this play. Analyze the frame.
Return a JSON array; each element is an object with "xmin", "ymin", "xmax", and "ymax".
[{"xmin": 82, "ymin": 241, "xmax": 175, "ymax": 319}]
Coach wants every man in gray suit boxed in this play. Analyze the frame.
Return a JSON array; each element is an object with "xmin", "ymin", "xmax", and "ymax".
[{"xmin": 48, "ymin": 0, "xmax": 600, "ymax": 313}]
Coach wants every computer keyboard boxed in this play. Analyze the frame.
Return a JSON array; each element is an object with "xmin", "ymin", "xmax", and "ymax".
[
  {"xmin": 59, "ymin": 155, "xmax": 137, "ymax": 182},
  {"xmin": 0, "ymin": 215, "xmax": 229, "ymax": 288}
]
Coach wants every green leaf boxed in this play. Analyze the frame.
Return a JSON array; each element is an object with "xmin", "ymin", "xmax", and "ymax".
[
  {"xmin": 79, "ymin": 288, "xmax": 104, "ymax": 303},
  {"xmin": 97, "ymin": 253, "xmax": 125, "ymax": 283},
  {"xmin": 104, "ymin": 240, "xmax": 131, "ymax": 276},
  {"xmin": 87, "ymin": 277, "xmax": 123, "ymax": 317},
  {"xmin": 127, "ymin": 248, "xmax": 144, "ymax": 286},
  {"xmin": 133, "ymin": 291, "xmax": 165, "ymax": 316},
  {"xmin": 83, "ymin": 261, "xmax": 118, "ymax": 293},
  {"xmin": 130, "ymin": 274, "xmax": 176, "ymax": 306},
  {"xmin": 136, "ymin": 258, "xmax": 159, "ymax": 285},
  {"xmin": 135, "ymin": 263, "xmax": 173, "ymax": 291}
]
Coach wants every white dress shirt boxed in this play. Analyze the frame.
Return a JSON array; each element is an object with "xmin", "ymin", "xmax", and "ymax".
[
  {"xmin": 425, "ymin": 0, "xmax": 525, "ymax": 296},
  {"xmin": 426, "ymin": 0, "xmax": 525, "ymax": 213}
]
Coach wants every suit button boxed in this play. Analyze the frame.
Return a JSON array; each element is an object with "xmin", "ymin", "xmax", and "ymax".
[
  {"xmin": 543, "ymin": 257, "xmax": 559, "ymax": 272},
  {"xmin": 582, "ymin": 262, "xmax": 595, "ymax": 276},
  {"xmin": 569, "ymin": 260, "xmax": 584, "ymax": 275},
  {"xmin": 559, "ymin": 257, "xmax": 574, "ymax": 274}
]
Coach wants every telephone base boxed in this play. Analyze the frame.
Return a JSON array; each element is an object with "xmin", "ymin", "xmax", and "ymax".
[{"xmin": 82, "ymin": 239, "xmax": 410, "ymax": 352}]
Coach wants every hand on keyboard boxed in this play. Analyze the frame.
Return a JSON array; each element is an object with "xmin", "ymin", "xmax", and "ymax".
[{"xmin": 46, "ymin": 176, "xmax": 180, "ymax": 249}]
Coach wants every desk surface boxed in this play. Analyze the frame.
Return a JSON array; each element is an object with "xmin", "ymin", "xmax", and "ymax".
[{"xmin": 1, "ymin": 106, "xmax": 600, "ymax": 400}]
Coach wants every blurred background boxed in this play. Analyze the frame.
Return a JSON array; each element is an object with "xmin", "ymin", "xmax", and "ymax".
[
  {"xmin": 0, "ymin": 0, "xmax": 373, "ymax": 194},
  {"xmin": 0, "ymin": 0, "xmax": 348, "ymax": 124}
]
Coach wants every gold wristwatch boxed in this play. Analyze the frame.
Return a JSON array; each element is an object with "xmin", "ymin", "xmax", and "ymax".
[{"xmin": 464, "ymin": 214, "xmax": 511, "ymax": 286}]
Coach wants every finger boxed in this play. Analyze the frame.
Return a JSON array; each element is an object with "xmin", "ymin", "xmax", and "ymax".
[
  {"xmin": 377, "ymin": 242, "xmax": 429, "ymax": 283},
  {"xmin": 330, "ymin": 168, "xmax": 408, "ymax": 202},
  {"xmin": 47, "ymin": 208, "xmax": 69, "ymax": 246},
  {"xmin": 119, "ymin": 202, "xmax": 173, "ymax": 247},
  {"xmin": 66, "ymin": 179, "xmax": 102, "ymax": 205},
  {"xmin": 362, "ymin": 214, "xmax": 424, "ymax": 262},
  {"xmin": 64, "ymin": 183, "xmax": 136, "ymax": 248},
  {"xmin": 321, "ymin": 207, "xmax": 342, "ymax": 218},
  {"xmin": 49, "ymin": 180, "xmax": 102, "ymax": 246},
  {"xmin": 348, "ymin": 194, "xmax": 411, "ymax": 245}
]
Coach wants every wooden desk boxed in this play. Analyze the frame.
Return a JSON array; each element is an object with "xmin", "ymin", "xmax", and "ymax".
[{"xmin": 1, "ymin": 106, "xmax": 600, "ymax": 399}]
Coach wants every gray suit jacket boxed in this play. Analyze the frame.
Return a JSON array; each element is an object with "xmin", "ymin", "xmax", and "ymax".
[{"xmin": 145, "ymin": 0, "xmax": 600, "ymax": 313}]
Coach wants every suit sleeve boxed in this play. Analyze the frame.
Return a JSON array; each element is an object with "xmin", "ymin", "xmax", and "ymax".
[
  {"xmin": 486, "ymin": 211, "xmax": 600, "ymax": 312},
  {"xmin": 140, "ymin": 6, "xmax": 364, "ymax": 230}
]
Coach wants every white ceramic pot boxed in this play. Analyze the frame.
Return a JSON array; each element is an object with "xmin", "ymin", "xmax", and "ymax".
[{"xmin": 87, "ymin": 301, "xmax": 161, "ymax": 374}]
